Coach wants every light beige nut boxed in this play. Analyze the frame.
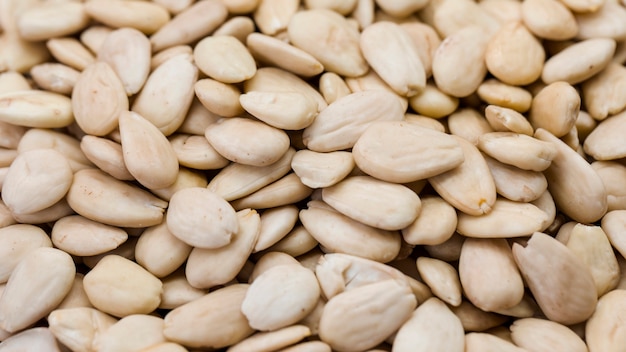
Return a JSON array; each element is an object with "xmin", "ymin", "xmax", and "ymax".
[
  {"xmin": 521, "ymin": 0, "xmax": 578, "ymax": 40},
  {"xmin": 322, "ymin": 175, "xmax": 421, "ymax": 231},
  {"xmin": 254, "ymin": 205, "xmax": 299, "ymax": 252},
  {"xmin": 51, "ymin": 215, "xmax": 128, "ymax": 257},
  {"xmin": 401, "ymin": 195, "xmax": 457, "ymax": 246},
  {"xmin": 485, "ymin": 22, "xmax": 544, "ymax": 86},
  {"xmin": 431, "ymin": 0, "xmax": 500, "ymax": 38},
  {"xmin": 319, "ymin": 279, "xmax": 416, "ymax": 352},
  {"xmin": 447, "ymin": 108, "xmax": 494, "ymax": 145},
  {"xmin": 0, "ymin": 224, "xmax": 51, "ymax": 283},
  {"xmin": 392, "ymin": 297, "xmax": 464, "ymax": 352},
  {"xmin": 131, "ymin": 54, "xmax": 198, "ymax": 135},
  {"xmin": 239, "ymin": 91, "xmax": 318, "ymax": 130},
  {"xmin": 450, "ymin": 300, "xmax": 508, "ymax": 332},
  {"xmin": 194, "ymin": 78, "xmax": 243, "ymax": 117},
  {"xmin": 249, "ymin": 252, "xmax": 301, "ymax": 283},
  {"xmin": 150, "ymin": 0, "xmax": 228, "ymax": 52},
  {"xmin": 485, "ymin": 155, "xmax": 547, "ymax": 202},
  {"xmin": 416, "ymin": 257, "xmax": 462, "ymax": 306},
  {"xmin": 80, "ymin": 135, "xmax": 134, "ymax": 181},
  {"xmin": 150, "ymin": 45, "xmax": 193, "ymax": 71},
  {"xmin": 246, "ymin": 32, "xmax": 324, "ymax": 77},
  {"xmin": 79, "ymin": 25, "xmax": 112, "ymax": 55},
  {"xmin": 0, "ymin": 327, "xmax": 62, "ymax": 351},
  {"xmin": 56, "ymin": 273, "xmax": 92, "ymax": 310},
  {"xmin": 432, "ymin": 26, "xmax": 490, "ymax": 98},
  {"xmin": 575, "ymin": 1, "xmax": 626, "ymax": 40},
  {"xmin": 134, "ymin": 221, "xmax": 192, "ymax": 278},
  {"xmin": 205, "ymin": 117, "xmax": 290, "ymax": 167},
  {"xmin": 194, "ymin": 35, "xmax": 256, "ymax": 84},
  {"xmin": 30, "ymin": 63, "xmax": 79, "ymax": 96},
  {"xmin": 565, "ymin": 223, "xmax": 619, "ymax": 296},
  {"xmin": 230, "ymin": 173, "xmax": 313, "ymax": 211},
  {"xmin": 84, "ymin": 0, "xmax": 170, "ymax": 35},
  {"xmin": 48, "ymin": 307, "xmax": 118, "ymax": 352},
  {"xmin": 582, "ymin": 63, "xmax": 626, "ymax": 121},
  {"xmin": 254, "ymin": 0, "xmax": 299, "ymax": 35},
  {"xmin": 228, "ymin": 325, "xmax": 311, "ymax": 352},
  {"xmin": 318, "ymin": 72, "xmax": 351, "ymax": 104},
  {"xmin": 95, "ymin": 314, "xmax": 166, "ymax": 352},
  {"xmin": 529, "ymin": 81, "xmax": 580, "ymax": 138},
  {"xmin": 2, "ymin": 149, "xmax": 72, "ymax": 215},
  {"xmin": 353, "ymin": 120, "xmax": 464, "ymax": 183},
  {"xmin": 592, "ymin": 161, "xmax": 626, "ymax": 211},
  {"xmin": 459, "ymin": 238, "xmax": 524, "ymax": 312},
  {"xmin": 119, "ymin": 111, "xmax": 179, "ymax": 189},
  {"xmin": 0, "ymin": 71, "xmax": 31, "ymax": 95},
  {"xmin": 97, "ymin": 27, "xmax": 151, "ymax": 96},
  {"xmin": 266, "ymin": 225, "xmax": 318, "ymax": 258},
  {"xmin": 287, "ymin": 9, "xmax": 368, "ymax": 77},
  {"xmin": 535, "ymin": 128, "xmax": 608, "ymax": 223},
  {"xmin": 408, "ymin": 83, "xmax": 459, "ymax": 118},
  {"xmin": 584, "ymin": 110, "xmax": 626, "ymax": 160},
  {"xmin": 477, "ymin": 79, "xmax": 533, "ymax": 113},
  {"xmin": 0, "ymin": 32, "xmax": 50, "ymax": 73},
  {"xmin": 149, "ymin": 165, "xmax": 208, "ymax": 201},
  {"xmin": 512, "ymin": 232, "xmax": 597, "ymax": 325},
  {"xmin": 186, "ymin": 209, "xmax": 260, "ymax": 289},
  {"xmin": 83, "ymin": 255, "xmax": 162, "ymax": 318},
  {"xmin": 140, "ymin": 342, "xmax": 189, "ymax": 352},
  {"xmin": 208, "ymin": 148, "xmax": 295, "ymax": 201},
  {"xmin": 12, "ymin": 198, "xmax": 74, "ymax": 225},
  {"xmin": 277, "ymin": 340, "xmax": 332, "ymax": 352},
  {"xmin": 163, "ymin": 284, "xmax": 254, "ymax": 349},
  {"xmin": 0, "ymin": 247, "xmax": 75, "ymax": 333},
  {"xmin": 493, "ymin": 293, "xmax": 540, "ymax": 319},
  {"xmin": 0, "ymin": 90, "xmax": 73, "ymax": 128},
  {"xmin": 457, "ymin": 198, "xmax": 549, "ymax": 238},
  {"xmin": 81, "ymin": 236, "xmax": 138, "ymax": 269},
  {"xmin": 585, "ymin": 289, "xmax": 626, "ymax": 352},
  {"xmin": 214, "ymin": 16, "xmax": 256, "ymax": 43},
  {"xmin": 465, "ymin": 332, "xmax": 527, "ymax": 352},
  {"xmin": 399, "ymin": 22, "xmax": 441, "ymax": 78},
  {"xmin": 67, "ymin": 169, "xmax": 167, "ymax": 228},
  {"xmin": 484, "ymin": 105, "xmax": 533, "ymax": 136},
  {"xmin": 166, "ymin": 187, "xmax": 238, "ymax": 249},
  {"xmin": 376, "ymin": 0, "xmax": 428, "ymax": 18},
  {"xmin": 47, "ymin": 37, "xmax": 95, "ymax": 71},
  {"xmin": 478, "ymin": 132, "xmax": 557, "ymax": 172},
  {"xmin": 175, "ymin": 98, "xmax": 221, "ymax": 135},
  {"xmin": 542, "ymin": 38, "xmax": 615, "ymax": 85},
  {"xmin": 153, "ymin": 0, "xmax": 195, "ymax": 14},
  {"xmin": 403, "ymin": 113, "xmax": 446, "ymax": 132},
  {"xmin": 290, "ymin": 150, "xmax": 354, "ymax": 188},
  {"xmin": 159, "ymin": 272, "xmax": 206, "ymax": 310},
  {"xmin": 429, "ymin": 135, "xmax": 497, "ymax": 216},
  {"xmin": 360, "ymin": 21, "xmax": 425, "ymax": 97},
  {"xmin": 300, "ymin": 202, "xmax": 401, "ymax": 263},
  {"xmin": 510, "ymin": 318, "xmax": 587, "ymax": 352},
  {"xmin": 479, "ymin": 0, "xmax": 523, "ymax": 24},
  {"xmin": 0, "ymin": 0, "xmax": 41, "ymax": 34},
  {"xmin": 303, "ymin": 90, "xmax": 405, "ymax": 152},
  {"xmin": 169, "ymin": 133, "xmax": 229, "ymax": 170},
  {"xmin": 0, "ymin": 118, "xmax": 23, "ymax": 149}
]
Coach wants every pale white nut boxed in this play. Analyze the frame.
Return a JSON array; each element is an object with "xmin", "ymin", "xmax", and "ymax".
[
  {"xmin": 134, "ymin": 221, "xmax": 192, "ymax": 278},
  {"xmin": 401, "ymin": 195, "xmax": 457, "ymax": 246},
  {"xmin": 416, "ymin": 257, "xmax": 462, "ymax": 307},
  {"xmin": 510, "ymin": 318, "xmax": 587, "ymax": 352},
  {"xmin": 48, "ymin": 37, "xmax": 95, "ymax": 70},
  {"xmin": 0, "ymin": 224, "xmax": 51, "ymax": 283},
  {"xmin": 94, "ymin": 314, "xmax": 166, "ymax": 352},
  {"xmin": 254, "ymin": 0, "xmax": 299, "ymax": 36},
  {"xmin": 194, "ymin": 35, "xmax": 256, "ymax": 83},
  {"xmin": 51, "ymin": 215, "xmax": 128, "ymax": 257},
  {"xmin": 291, "ymin": 150, "xmax": 354, "ymax": 189},
  {"xmin": 0, "ymin": 90, "xmax": 73, "ymax": 128},
  {"xmin": 585, "ymin": 289, "xmax": 626, "ymax": 352},
  {"xmin": 228, "ymin": 325, "xmax": 312, "ymax": 352},
  {"xmin": 584, "ymin": 110, "xmax": 626, "ymax": 160},
  {"xmin": 0, "ymin": 327, "xmax": 62, "ymax": 351},
  {"xmin": 542, "ymin": 38, "xmax": 616, "ymax": 85},
  {"xmin": 48, "ymin": 307, "xmax": 118, "ymax": 352},
  {"xmin": 84, "ymin": 0, "xmax": 170, "ymax": 35}
]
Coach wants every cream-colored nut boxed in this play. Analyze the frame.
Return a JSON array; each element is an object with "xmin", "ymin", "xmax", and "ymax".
[
  {"xmin": 376, "ymin": 0, "xmax": 428, "ymax": 18},
  {"xmin": 401, "ymin": 196, "xmax": 456, "ymax": 246},
  {"xmin": 408, "ymin": 83, "xmax": 459, "ymax": 118},
  {"xmin": 265, "ymin": 225, "xmax": 318, "ymax": 257},
  {"xmin": 150, "ymin": 45, "xmax": 192, "ymax": 71},
  {"xmin": 300, "ymin": 202, "xmax": 401, "ymax": 263},
  {"xmin": 485, "ymin": 22, "xmax": 544, "ymax": 86},
  {"xmin": 249, "ymin": 252, "xmax": 301, "ymax": 283},
  {"xmin": 239, "ymin": 91, "xmax": 318, "ymax": 130},
  {"xmin": 11, "ymin": 198, "xmax": 74, "ymax": 225},
  {"xmin": 0, "ymin": 247, "xmax": 75, "ymax": 333},
  {"xmin": 47, "ymin": 37, "xmax": 95, "ymax": 71},
  {"xmin": 48, "ymin": 307, "xmax": 118, "ymax": 352},
  {"xmin": 303, "ymin": 90, "xmax": 405, "ymax": 152},
  {"xmin": 194, "ymin": 35, "xmax": 256, "ymax": 84},
  {"xmin": 465, "ymin": 332, "xmax": 526, "ymax": 352},
  {"xmin": 97, "ymin": 27, "xmax": 151, "ymax": 96},
  {"xmin": 119, "ymin": 111, "xmax": 179, "ymax": 190},
  {"xmin": 246, "ymin": 32, "xmax": 324, "ymax": 77},
  {"xmin": 159, "ymin": 272, "xmax": 206, "ymax": 310},
  {"xmin": 83, "ymin": 255, "xmax": 162, "ymax": 318},
  {"xmin": 229, "ymin": 325, "xmax": 312, "ymax": 352},
  {"xmin": 592, "ymin": 161, "xmax": 626, "ymax": 211},
  {"xmin": 169, "ymin": 133, "xmax": 229, "ymax": 170},
  {"xmin": 416, "ymin": 257, "xmax": 462, "ymax": 307},
  {"xmin": 163, "ymin": 284, "xmax": 254, "ymax": 349},
  {"xmin": 586, "ymin": 106, "xmax": 626, "ymax": 158},
  {"xmin": 479, "ymin": 0, "xmax": 523, "ymax": 24},
  {"xmin": 0, "ymin": 327, "xmax": 62, "ymax": 351},
  {"xmin": 535, "ymin": 128, "xmax": 608, "ymax": 223},
  {"xmin": 135, "ymin": 222, "xmax": 192, "ymax": 278},
  {"xmin": 291, "ymin": 150, "xmax": 354, "ymax": 189},
  {"xmin": 0, "ymin": 121, "xmax": 23, "ymax": 151},
  {"xmin": 542, "ymin": 38, "xmax": 615, "ymax": 85},
  {"xmin": 2, "ymin": 149, "xmax": 72, "ymax": 215},
  {"xmin": 601, "ymin": 210, "xmax": 626, "ymax": 259},
  {"xmin": 166, "ymin": 187, "xmax": 238, "ymax": 249},
  {"xmin": 529, "ymin": 81, "xmax": 580, "ymax": 138},
  {"xmin": 322, "ymin": 176, "xmax": 421, "ymax": 231},
  {"xmin": 254, "ymin": 0, "xmax": 299, "ymax": 35},
  {"xmin": 214, "ymin": 16, "xmax": 255, "ymax": 43},
  {"xmin": 353, "ymin": 120, "xmax": 464, "ymax": 184},
  {"xmin": 447, "ymin": 108, "xmax": 494, "ymax": 145},
  {"xmin": 575, "ymin": 1, "xmax": 626, "ymax": 40},
  {"xmin": 150, "ymin": 165, "xmax": 208, "ymax": 200},
  {"xmin": 82, "ymin": 236, "xmax": 138, "ymax": 269},
  {"xmin": 79, "ymin": 25, "xmax": 112, "ymax": 56},
  {"xmin": 186, "ymin": 209, "xmax": 260, "ymax": 289},
  {"xmin": 30, "ymin": 63, "xmax": 79, "ymax": 96},
  {"xmin": 392, "ymin": 297, "xmax": 464, "ymax": 352},
  {"xmin": 429, "ymin": 135, "xmax": 497, "ymax": 216},
  {"xmin": 318, "ymin": 72, "xmax": 351, "ymax": 105},
  {"xmin": 485, "ymin": 156, "xmax": 547, "ymax": 202},
  {"xmin": 512, "ymin": 232, "xmax": 597, "ymax": 325},
  {"xmin": 176, "ymin": 99, "xmax": 221, "ymax": 135},
  {"xmin": 84, "ymin": 0, "xmax": 170, "ymax": 35},
  {"xmin": 95, "ymin": 314, "xmax": 166, "ymax": 352},
  {"xmin": 585, "ymin": 289, "xmax": 626, "ymax": 352},
  {"xmin": 0, "ymin": 33, "xmax": 50, "ymax": 73},
  {"xmin": 194, "ymin": 78, "xmax": 243, "ymax": 118},
  {"xmin": 150, "ymin": 0, "xmax": 228, "ymax": 52},
  {"xmin": 459, "ymin": 238, "xmax": 524, "ymax": 312},
  {"xmin": 478, "ymin": 132, "xmax": 557, "ymax": 172},
  {"xmin": 132, "ymin": 54, "xmax": 198, "ymax": 136},
  {"xmin": 0, "ymin": 71, "xmax": 31, "ymax": 95},
  {"xmin": 0, "ymin": 0, "xmax": 41, "ymax": 34},
  {"xmin": 477, "ymin": 79, "xmax": 533, "ymax": 113},
  {"xmin": 582, "ymin": 63, "xmax": 626, "ymax": 121},
  {"xmin": 399, "ymin": 22, "xmax": 441, "ymax": 78},
  {"xmin": 351, "ymin": 0, "xmax": 374, "ymax": 29},
  {"xmin": 287, "ymin": 9, "xmax": 368, "ymax": 77},
  {"xmin": 230, "ymin": 173, "xmax": 313, "ymax": 210},
  {"xmin": 457, "ymin": 198, "xmax": 549, "ymax": 238},
  {"xmin": 403, "ymin": 113, "xmax": 446, "ymax": 132},
  {"xmin": 72, "ymin": 62, "xmax": 128, "ymax": 136},
  {"xmin": 521, "ymin": 0, "xmax": 578, "ymax": 40},
  {"xmin": 510, "ymin": 318, "xmax": 587, "ymax": 352},
  {"xmin": 0, "ymin": 90, "xmax": 73, "ymax": 128},
  {"xmin": 67, "ymin": 169, "xmax": 167, "ymax": 228},
  {"xmin": 18, "ymin": 128, "xmax": 93, "ymax": 172},
  {"xmin": 254, "ymin": 205, "xmax": 299, "ymax": 252},
  {"xmin": 432, "ymin": 26, "xmax": 490, "ymax": 97},
  {"xmin": 205, "ymin": 117, "xmax": 290, "ymax": 167},
  {"xmin": 484, "ymin": 105, "xmax": 534, "ymax": 136},
  {"xmin": 153, "ymin": 0, "xmax": 195, "ymax": 14},
  {"xmin": 0, "ymin": 224, "xmax": 51, "ymax": 284},
  {"xmin": 319, "ymin": 279, "xmax": 416, "ymax": 351},
  {"xmin": 56, "ymin": 273, "xmax": 92, "ymax": 310},
  {"xmin": 432, "ymin": 0, "xmax": 500, "ymax": 38},
  {"xmin": 80, "ymin": 135, "xmax": 134, "ymax": 181},
  {"xmin": 51, "ymin": 215, "xmax": 128, "ymax": 257},
  {"xmin": 493, "ymin": 293, "xmax": 540, "ymax": 319},
  {"xmin": 140, "ymin": 342, "xmax": 189, "ymax": 352},
  {"xmin": 277, "ymin": 340, "xmax": 331, "ymax": 352},
  {"xmin": 450, "ymin": 300, "xmax": 508, "ymax": 332}
]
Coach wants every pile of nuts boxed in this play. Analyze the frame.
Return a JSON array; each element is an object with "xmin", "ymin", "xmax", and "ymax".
[{"xmin": 0, "ymin": 0, "xmax": 626, "ymax": 350}]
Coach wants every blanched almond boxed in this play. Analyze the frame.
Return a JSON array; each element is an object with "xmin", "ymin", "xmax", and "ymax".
[
  {"xmin": 478, "ymin": 132, "xmax": 557, "ymax": 172},
  {"xmin": 584, "ymin": 110, "xmax": 626, "ymax": 160},
  {"xmin": 239, "ymin": 91, "xmax": 318, "ymax": 130},
  {"xmin": 0, "ymin": 90, "xmax": 73, "ymax": 128},
  {"xmin": 510, "ymin": 318, "xmax": 587, "ymax": 352},
  {"xmin": 585, "ymin": 289, "xmax": 626, "ymax": 352},
  {"xmin": 194, "ymin": 35, "xmax": 256, "ymax": 84}
]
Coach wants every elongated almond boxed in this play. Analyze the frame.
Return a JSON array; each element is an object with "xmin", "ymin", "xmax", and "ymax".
[
  {"xmin": 169, "ymin": 133, "xmax": 229, "ymax": 170},
  {"xmin": 30, "ymin": 63, "xmax": 79, "ymax": 96},
  {"xmin": 95, "ymin": 314, "xmax": 165, "ymax": 352},
  {"xmin": 484, "ymin": 104, "xmax": 534, "ymax": 135},
  {"xmin": 0, "ymin": 90, "xmax": 73, "ymax": 128},
  {"xmin": 510, "ymin": 318, "xmax": 587, "ymax": 352},
  {"xmin": 447, "ymin": 108, "xmax": 494, "ymax": 145},
  {"xmin": 290, "ymin": 150, "xmax": 354, "ymax": 189},
  {"xmin": 575, "ymin": 1, "xmax": 626, "ymax": 40},
  {"xmin": 485, "ymin": 156, "xmax": 547, "ymax": 202},
  {"xmin": 0, "ymin": 34, "xmax": 50, "ymax": 73},
  {"xmin": 18, "ymin": 2, "xmax": 88, "ymax": 40},
  {"xmin": 194, "ymin": 78, "xmax": 243, "ymax": 118},
  {"xmin": 229, "ymin": 325, "xmax": 312, "ymax": 352},
  {"xmin": 478, "ymin": 132, "xmax": 557, "ymax": 172},
  {"xmin": 51, "ymin": 215, "xmax": 128, "ymax": 257},
  {"xmin": 47, "ymin": 37, "xmax": 95, "ymax": 71},
  {"xmin": 584, "ymin": 110, "xmax": 626, "ymax": 160},
  {"xmin": 512, "ymin": 232, "xmax": 597, "ymax": 325},
  {"xmin": 478, "ymin": 79, "xmax": 533, "ymax": 113},
  {"xmin": 214, "ymin": 16, "xmax": 256, "ymax": 42},
  {"xmin": 465, "ymin": 333, "xmax": 526, "ymax": 352},
  {"xmin": 582, "ymin": 62, "xmax": 626, "ymax": 121},
  {"xmin": 401, "ymin": 195, "xmax": 457, "ymax": 246},
  {"xmin": 80, "ymin": 136, "xmax": 133, "ymax": 181},
  {"xmin": 254, "ymin": 0, "xmax": 299, "ymax": 35},
  {"xmin": 593, "ymin": 161, "xmax": 626, "ymax": 211},
  {"xmin": 194, "ymin": 35, "xmax": 256, "ymax": 84},
  {"xmin": 84, "ymin": 0, "xmax": 170, "ymax": 35},
  {"xmin": 0, "ymin": 224, "xmax": 51, "ymax": 283},
  {"xmin": 450, "ymin": 300, "xmax": 508, "ymax": 332},
  {"xmin": 0, "ymin": 327, "xmax": 61, "ymax": 351},
  {"xmin": 230, "ymin": 173, "xmax": 313, "ymax": 210},
  {"xmin": 254, "ymin": 205, "xmax": 299, "ymax": 252},
  {"xmin": 416, "ymin": 257, "xmax": 462, "ymax": 306},
  {"xmin": 521, "ymin": 0, "xmax": 578, "ymax": 40},
  {"xmin": 135, "ymin": 222, "xmax": 192, "ymax": 278},
  {"xmin": 246, "ymin": 32, "xmax": 324, "ymax": 77},
  {"xmin": 239, "ymin": 91, "xmax": 317, "ymax": 130},
  {"xmin": 542, "ymin": 38, "xmax": 615, "ymax": 85},
  {"xmin": 585, "ymin": 289, "xmax": 626, "ymax": 352},
  {"xmin": 48, "ymin": 307, "xmax": 118, "ymax": 352},
  {"xmin": 159, "ymin": 272, "xmax": 206, "ymax": 310},
  {"xmin": 318, "ymin": 72, "xmax": 351, "ymax": 104}
]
